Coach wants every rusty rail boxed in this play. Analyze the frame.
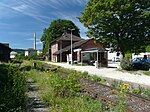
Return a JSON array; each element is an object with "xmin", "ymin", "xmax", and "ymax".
[
  {"xmin": 79, "ymin": 78, "xmax": 150, "ymax": 112},
  {"xmin": 46, "ymin": 66, "xmax": 150, "ymax": 112}
]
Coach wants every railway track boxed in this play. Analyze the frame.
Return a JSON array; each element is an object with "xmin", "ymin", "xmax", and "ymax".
[
  {"xmin": 43, "ymin": 65, "xmax": 150, "ymax": 111},
  {"xmin": 79, "ymin": 78, "xmax": 150, "ymax": 112}
]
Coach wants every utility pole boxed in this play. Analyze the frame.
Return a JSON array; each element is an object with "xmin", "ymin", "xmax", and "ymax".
[
  {"xmin": 48, "ymin": 42, "xmax": 50, "ymax": 61},
  {"xmin": 68, "ymin": 28, "xmax": 75, "ymax": 65}
]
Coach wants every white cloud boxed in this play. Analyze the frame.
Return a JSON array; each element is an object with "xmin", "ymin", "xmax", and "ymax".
[
  {"xmin": 36, "ymin": 41, "xmax": 42, "ymax": 45},
  {"xmin": 0, "ymin": 2, "xmax": 18, "ymax": 18},
  {"xmin": 0, "ymin": 0, "xmax": 88, "ymax": 24},
  {"xmin": 48, "ymin": 0, "xmax": 88, "ymax": 7},
  {"xmin": 0, "ymin": 0, "xmax": 89, "ymax": 46},
  {"xmin": 27, "ymin": 38, "xmax": 40, "ymax": 41},
  {"xmin": 12, "ymin": 4, "xmax": 51, "ymax": 24},
  {"xmin": 74, "ymin": 0, "xmax": 87, "ymax": 6},
  {"xmin": 0, "ymin": 2, "xmax": 52, "ymax": 24},
  {"xmin": 13, "ymin": 4, "xmax": 28, "ymax": 11}
]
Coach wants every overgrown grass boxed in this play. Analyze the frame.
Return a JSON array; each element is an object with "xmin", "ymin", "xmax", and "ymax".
[
  {"xmin": 111, "ymin": 80, "xmax": 150, "ymax": 98},
  {"xmin": 24, "ymin": 60, "xmax": 150, "ymax": 112},
  {"xmin": 25, "ymin": 69, "xmax": 105, "ymax": 112},
  {"xmin": 118, "ymin": 68, "xmax": 150, "ymax": 76},
  {"xmin": 142, "ymin": 71, "xmax": 150, "ymax": 76},
  {"xmin": 0, "ymin": 63, "xmax": 27, "ymax": 112}
]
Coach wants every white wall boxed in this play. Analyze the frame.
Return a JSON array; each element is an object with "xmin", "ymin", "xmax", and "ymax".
[
  {"xmin": 10, "ymin": 51, "xmax": 17, "ymax": 58},
  {"xmin": 25, "ymin": 51, "xmax": 29, "ymax": 56},
  {"xmin": 25, "ymin": 51, "xmax": 36, "ymax": 56},
  {"xmin": 108, "ymin": 52, "xmax": 117, "ymax": 61}
]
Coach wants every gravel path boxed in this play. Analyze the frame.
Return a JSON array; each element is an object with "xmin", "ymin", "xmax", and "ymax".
[
  {"xmin": 47, "ymin": 62, "xmax": 150, "ymax": 87},
  {"xmin": 26, "ymin": 79, "xmax": 48, "ymax": 112}
]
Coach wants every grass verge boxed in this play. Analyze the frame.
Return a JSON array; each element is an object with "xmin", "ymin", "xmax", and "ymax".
[
  {"xmin": 25, "ymin": 67, "xmax": 106, "ymax": 112},
  {"xmin": 24, "ymin": 60, "xmax": 150, "ymax": 112}
]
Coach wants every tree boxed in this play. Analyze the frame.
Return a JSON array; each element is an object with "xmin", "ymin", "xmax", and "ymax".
[
  {"xmin": 79, "ymin": 0, "xmax": 150, "ymax": 57},
  {"xmin": 146, "ymin": 45, "xmax": 150, "ymax": 52},
  {"xmin": 41, "ymin": 19, "xmax": 80, "ymax": 54}
]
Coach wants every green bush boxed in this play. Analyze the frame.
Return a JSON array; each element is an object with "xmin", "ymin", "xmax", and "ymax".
[
  {"xmin": 90, "ymin": 75, "xmax": 102, "ymax": 82},
  {"xmin": 15, "ymin": 55, "xmax": 32, "ymax": 61},
  {"xmin": 120, "ymin": 59, "xmax": 133, "ymax": 71},
  {"xmin": 144, "ymin": 89, "xmax": 150, "ymax": 97},
  {"xmin": 21, "ymin": 65, "xmax": 32, "ymax": 71},
  {"xmin": 49, "ymin": 73, "xmax": 80, "ymax": 97},
  {"xmin": 125, "ymin": 52, "xmax": 132, "ymax": 59},
  {"xmin": 132, "ymin": 89, "xmax": 142, "ymax": 95},
  {"xmin": 146, "ymin": 45, "xmax": 150, "ymax": 52},
  {"xmin": 0, "ymin": 64, "xmax": 26, "ymax": 112},
  {"xmin": 79, "ymin": 71, "xmax": 89, "ymax": 78}
]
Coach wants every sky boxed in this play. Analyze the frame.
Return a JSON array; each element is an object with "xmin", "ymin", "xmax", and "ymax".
[{"xmin": 0, "ymin": 0, "xmax": 88, "ymax": 50}]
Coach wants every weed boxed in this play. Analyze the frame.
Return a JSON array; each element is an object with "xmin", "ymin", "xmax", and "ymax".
[
  {"xmin": 143, "ymin": 71, "xmax": 150, "ymax": 76},
  {"xmin": 115, "ymin": 83, "xmax": 129, "ymax": 112},
  {"xmin": 90, "ymin": 75, "xmax": 102, "ymax": 82},
  {"xmin": 112, "ymin": 81, "xmax": 120, "ymax": 89},
  {"xmin": 24, "ymin": 61, "xmax": 105, "ymax": 112},
  {"xmin": 144, "ymin": 89, "xmax": 150, "ymax": 97},
  {"xmin": 120, "ymin": 59, "xmax": 133, "ymax": 71},
  {"xmin": 49, "ymin": 72, "xmax": 80, "ymax": 97}
]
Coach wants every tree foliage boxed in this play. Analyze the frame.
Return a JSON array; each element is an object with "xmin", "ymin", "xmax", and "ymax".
[
  {"xmin": 41, "ymin": 19, "xmax": 80, "ymax": 54},
  {"xmin": 79, "ymin": 0, "xmax": 150, "ymax": 57},
  {"xmin": 146, "ymin": 45, "xmax": 150, "ymax": 52}
]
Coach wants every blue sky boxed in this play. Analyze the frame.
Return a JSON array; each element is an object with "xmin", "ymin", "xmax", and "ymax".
[{"xmin": 0, "ymin": 0, "xmax": 88, "ymax": 49}]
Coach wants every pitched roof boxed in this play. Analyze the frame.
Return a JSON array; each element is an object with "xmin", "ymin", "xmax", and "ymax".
[
  {"xmin": 53, "ymin": 39, "xmax": 90, "ymax": 55},
  {"xmin": 51, "ymin": 33, "xmax": 81, "ymax": 44},
  {"xmin": 10, "ymin": 51, "xmax": 18, "ymax": 55},
  {"xmin": 26, "ymin": 48, "xmax": 37, "ymax": 51},
  {"xmin": 0, "ymin": 43, "xmax": 11, "ymax": 50}
]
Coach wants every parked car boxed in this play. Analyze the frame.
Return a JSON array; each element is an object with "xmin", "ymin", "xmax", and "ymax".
[
  {"xmin": 112, "ymin": 56, "xmax": 120, "ymax": 62},
  {"xmin": 131, "ymin": 57, "xmax": 150, "ymax": 70}
]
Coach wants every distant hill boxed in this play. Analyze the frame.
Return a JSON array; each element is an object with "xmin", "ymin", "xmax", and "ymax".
[{"xmin": 13, "ymin": 49, "xmax": 25, "ymax": 55}]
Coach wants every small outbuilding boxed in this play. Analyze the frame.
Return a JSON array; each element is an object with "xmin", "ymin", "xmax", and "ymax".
[
  {"xmin": 10, "ymin": 51, "xmax": 18, "ymax": 59},
  {"xmin": 0, "ymin": 43, "xmax": 12, "ymax": 62},
  {"xmin": 25, "ymin": 48, "xmax": 37, "ymax": 56}
]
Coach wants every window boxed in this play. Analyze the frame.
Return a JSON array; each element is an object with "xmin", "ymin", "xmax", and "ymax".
[{"xmin": 116, "ymin": 52, "xmax": 120, "ymax": 56}]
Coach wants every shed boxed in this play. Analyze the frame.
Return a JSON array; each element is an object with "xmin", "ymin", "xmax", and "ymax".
[
  {"xmin": 25, "ymin": 48, "xmax": 37, "ymax": 56},
  {"xmin": 0, "ymin": 43, "xmax": 12, "ymax": 62}
]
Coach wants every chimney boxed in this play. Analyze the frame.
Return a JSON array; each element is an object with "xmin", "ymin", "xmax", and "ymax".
[{"xmin": 34, "ymin": 32, "xmax": 36, "ymax": 50}]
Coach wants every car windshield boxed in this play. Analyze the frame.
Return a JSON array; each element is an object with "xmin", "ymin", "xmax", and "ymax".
[
  {"xmin": 132, "ymin": 57, "xmax": 150, "ymax": 63},
  {"xmin": 132, "ymin": 57, "xmax": 142, "ymax": 61}
]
